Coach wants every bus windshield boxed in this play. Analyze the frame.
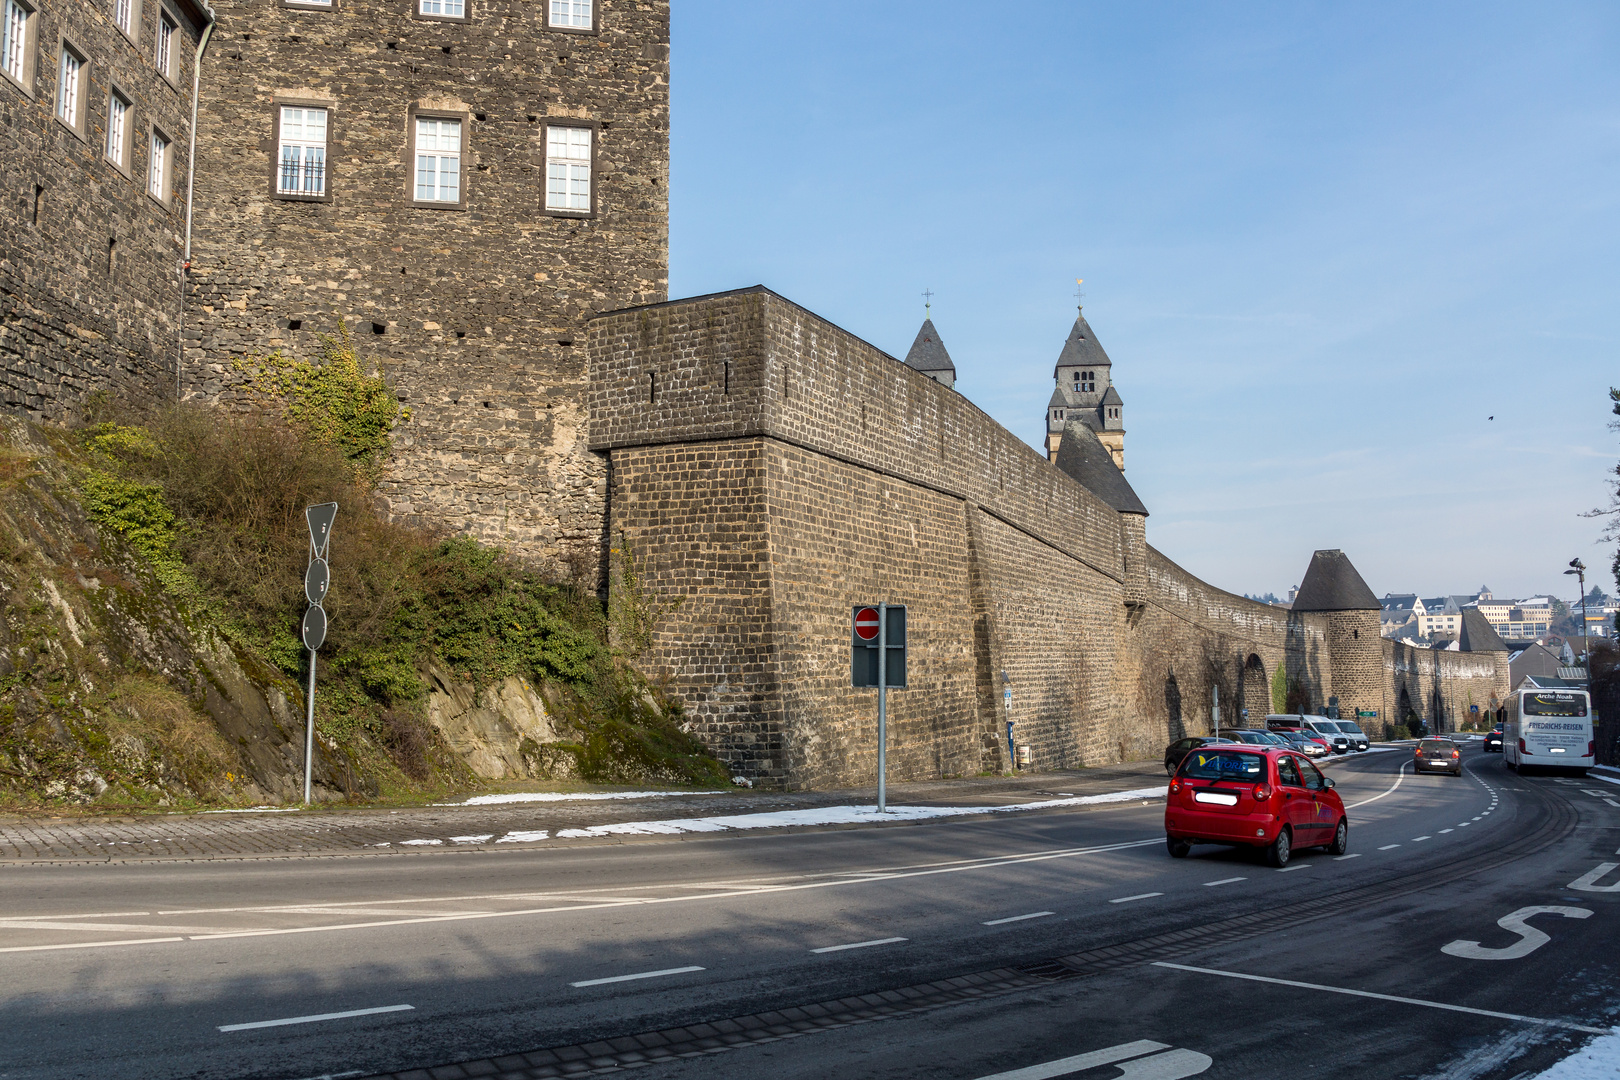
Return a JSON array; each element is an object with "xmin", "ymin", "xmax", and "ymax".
[{"xmin": 1523, "ymin": 692, "xmax": 1588, "ymax": 717}]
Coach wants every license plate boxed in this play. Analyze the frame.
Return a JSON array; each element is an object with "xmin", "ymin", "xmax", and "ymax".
[
  {"xmin": 1549, "ymin": 748, "xmax": 1566, "ymax": 754},
  {"xmin": 1429, "ymin": 760, "xmax": 1449, "ymax": 766},
  {"xmin": 1194, "ymin": 791, "xmax": 1238, "ymax": 806}
]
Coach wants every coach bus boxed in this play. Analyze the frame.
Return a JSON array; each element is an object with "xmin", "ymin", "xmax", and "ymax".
[{"xmin": 1503, "ymin": 686, "xmax": 1594, "ymax": 775}]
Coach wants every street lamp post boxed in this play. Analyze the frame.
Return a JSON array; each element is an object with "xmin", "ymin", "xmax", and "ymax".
[{"xmin": 1565, "ymin": 558, "xmax": 1589, "ymax": 687}]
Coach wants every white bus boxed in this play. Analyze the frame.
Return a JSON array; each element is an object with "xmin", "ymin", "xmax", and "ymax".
[{"xmin": 1504, "ymin": 687, "xmax": 1594, "ymax": 775}]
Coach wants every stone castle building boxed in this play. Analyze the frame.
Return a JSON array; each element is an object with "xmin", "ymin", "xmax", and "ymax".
[
  {"xmin": 1045, "ymin": 308, "xmax": 1125, "ymax": 469},
  {"xmin": 5, "ymin": 0, "xmax": 667, "ymax": 575}
]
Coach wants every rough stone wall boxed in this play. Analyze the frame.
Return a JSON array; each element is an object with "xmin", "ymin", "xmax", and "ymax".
[
  {"xmin": 590, "ymin": 288, "xmax": 1512, "ymax": 787},
  {"xmin": 184, "ymin": 0, "xmax": 669, "ymax": 575},
  {"xmin": 1, "ymin": 0, "xmax": 205, "ymax": 420},
  {"xmin": 1385, "ymin": 639, "xmax": 1510, "ymax": 735}
]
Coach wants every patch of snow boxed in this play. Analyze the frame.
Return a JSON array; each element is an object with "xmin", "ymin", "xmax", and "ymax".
[
  {"xmin": 198, "ymin": 807, "xmax": 302, "ymax": 814},
  {"xmin": 1529, "ymin": 1032, "xmax": 1620, "ymax": 1079},
  {"xmin": 447, "ymin": 790, "xmax": 726, "ymax": 807},
  {"xmin": 731, "ymin": 776, "xmax": 753, "ymax": 788},
  {"xmin": 1588, "ymin": 772, "xmax": 1620, "ymax": 788},
  {"xmin": 514, "ymin": 786, "xmax": 1172, "ymax": 843},
  {"xmin": 398, "ymin": 839, "xmax": 442, "ymax": 846},
  {"xmin": 450, "ymin": 834, "xmax": 494, "ymax": 844},
  {"xmin": 494, "ymin": 830, "xmax": 550, "ymax": 844}
]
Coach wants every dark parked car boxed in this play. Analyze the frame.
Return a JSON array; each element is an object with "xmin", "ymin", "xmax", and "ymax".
[
  {"xmin": 1483, "ymin": 729, "xmax": 1503, "ymax": 753},
  {"xmin": 1164, "ymin": 736, "xmax": 1234, "ymax": 776},
  {"xmin": 1415, "ymin": 737, "xmax": 1462, "ymax": 776}
]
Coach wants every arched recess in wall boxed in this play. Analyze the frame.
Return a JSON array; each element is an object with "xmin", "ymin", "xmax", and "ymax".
[
  {"xmin": 1242, "ymin": 654, "xmax": 1269, "ymax": 723},
  {"xmin": 1165, "ymin": 673, "xmax": 1183, "ymax": 741},
  {"xmin": 1398, "ymin": 686, "xmax": 1414, "ymax": 724}
]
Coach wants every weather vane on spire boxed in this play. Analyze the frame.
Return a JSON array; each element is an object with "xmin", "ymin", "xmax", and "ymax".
[
  {"xmin": 922, "ymin": 288, "xmax": 934, "ymax": 316},
  {"xmin": 1075, "ymin": 278, "xmax": 1085, "ymax": 312}
]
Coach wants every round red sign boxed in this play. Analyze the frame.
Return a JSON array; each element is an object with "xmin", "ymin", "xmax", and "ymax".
[{"xmin": 854, "ymin": 606, "xmax": 880, "ymax": 640}]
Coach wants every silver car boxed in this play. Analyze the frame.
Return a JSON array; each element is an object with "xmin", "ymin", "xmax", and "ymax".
[{"xmin": 1330, "ymin": 720, "xmax": 1370, "ymax": 752}]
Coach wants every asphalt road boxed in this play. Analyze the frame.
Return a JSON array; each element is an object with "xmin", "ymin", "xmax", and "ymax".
[{"xmin": 1, "ymin": 744, "xmax": 1616, "ymax": 1080}]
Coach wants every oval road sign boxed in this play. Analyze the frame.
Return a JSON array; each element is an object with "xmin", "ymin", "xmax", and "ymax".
[
  {"xmin": 854, "ymin": 606, "xmax": 880, "ymax": 641},
  {"xmin": 301, "ymin": 605, "xmax": 327, "ymax": 651},
  {"xmin": 305, "ymin": 558, "xmax": 330, "ymax": 606}
]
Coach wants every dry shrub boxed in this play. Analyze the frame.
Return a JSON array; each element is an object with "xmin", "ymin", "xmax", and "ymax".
[{"xmin": 103, "ymin": 676, "xmax": 235, "ymax": 794}]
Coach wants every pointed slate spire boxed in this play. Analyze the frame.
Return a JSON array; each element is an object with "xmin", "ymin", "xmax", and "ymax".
[
  {"xmin": 1458, "ymin": 608, "xmax": 1508, "ymax": 652},
  {"xmin": 1054, "ymin": 421, "xmax": 1147, "ymax": 515},
  {"xmin": 1291, "ymin": 550, "xmax": 1379, "ymax": 612},
  {"xmin": 903, "ymin": 317, "xmax": 956, "ymax": 390},
  {"xmin": 1052, "ymin": 314, "xmax": 1113, "ymax": 378}
]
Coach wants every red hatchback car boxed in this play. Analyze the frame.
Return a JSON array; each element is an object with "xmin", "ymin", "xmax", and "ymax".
[{"xmin": 1165, "ymin": 745, "xmax": 1348, "ymax": 867}]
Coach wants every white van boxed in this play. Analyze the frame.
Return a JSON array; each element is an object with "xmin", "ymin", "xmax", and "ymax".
[
  {"xmin": 1504, "ymin": 687, "xmax": 1593, "ymax": 775},
  {"xmin": 1266, "ymin": 714, "xmax": 1350, "ymax": 754}
]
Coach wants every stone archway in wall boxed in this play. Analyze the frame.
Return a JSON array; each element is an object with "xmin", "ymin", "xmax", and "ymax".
[
  {"xmin": 1241, "ymin": 654, "xmax": 1269, "ymax": 726},
  {"xmin": 1165, "ymin": 674, "xmax": 1184, "ymax": 741}
]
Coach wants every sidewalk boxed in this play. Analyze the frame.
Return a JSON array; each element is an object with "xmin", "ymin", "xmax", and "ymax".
[{"xmin": 0, "ymin": 762, "xmax": 1169, "ymax": 863}]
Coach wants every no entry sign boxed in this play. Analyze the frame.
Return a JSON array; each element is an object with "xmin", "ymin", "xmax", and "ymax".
[
  {"xmin": 851, "ymin": 604, "xmax": 906, "ymax": 688},
  {"xmin": 854, "ymin": 606, "xmax": 881, "ymax": 641}
]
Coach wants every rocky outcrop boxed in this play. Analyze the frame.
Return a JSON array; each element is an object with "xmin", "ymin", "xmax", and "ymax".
[{"xmin": 424, "ymin": 662, "xmax": 556, "ymax": 780}]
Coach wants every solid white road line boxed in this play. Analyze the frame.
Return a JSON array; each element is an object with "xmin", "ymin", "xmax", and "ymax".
[
  {"xmin": 1203, "ymin": 877, "xmax": 1247, "ymax": 887},
  {"xmin": 1109, "ymin": 893, "xmax": 1163, "ymax": 904},
  {"xmin": 0, "ymin": 936, "xmax": 184, "ymax": 954},
  {"xmin": 810, "ymin": 937, "xmax": 907, "ymax": 954},
  {"xmin": 1346, "ymin": 761, "xmax": 1410, "ymax": 810},
  {"xmin": 969, "ymin": 1040, "xmax": 1171, "ymax": 1080},
  {"xmin": 1378, "ymin": 844, "xmax": 1400, "ymax": 850},
  {"xmin": 570, "ymin": 966, "xmax": 705, "ymax": 987},
  {"xmin": 1151, "ymin": 962, "xmax": 1612, "ymax": 1035},
  {"xmin": 983, "ymin": 912, "xmax": 1055, "ymax": 926},
  {"xmin": 218, "ymin": 1005, "xmax": 413, "ymax": 1032}
]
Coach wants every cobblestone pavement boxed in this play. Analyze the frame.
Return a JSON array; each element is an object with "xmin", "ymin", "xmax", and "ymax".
[{"xmin": 0, "ymin": 764, "xmax": 1166, "ymax": 863}]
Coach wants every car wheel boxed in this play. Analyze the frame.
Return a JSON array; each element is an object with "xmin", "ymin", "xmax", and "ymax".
[
  {"xmin": 1328, "ymin": 819, "xmax": 1348, "ymax": 856},
  {"xmin": 1167, "ymin": 836, "xmax": 1191, "ymax": 859},
  {"xmin": 1265, "ymin": 827, "xmax": 1292, "ymax": 868},
  {"xmin": 1166, "ymin": 762, "xmax": 1176, "ymax": 777}
]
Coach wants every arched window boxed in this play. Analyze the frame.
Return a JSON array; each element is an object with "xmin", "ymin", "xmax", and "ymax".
[{"xmin": 1081, "ymin": 371, "xmax": 1096, "ymax": 393}]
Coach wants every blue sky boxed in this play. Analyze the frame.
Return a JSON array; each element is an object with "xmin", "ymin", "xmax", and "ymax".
[{"xmin": 667, "ymin": 2, "xmax": 1620, "ymax": 604}]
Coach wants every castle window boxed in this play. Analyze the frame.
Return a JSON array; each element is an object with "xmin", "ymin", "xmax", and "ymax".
[
  {"xmin": 105, "ymin": 88, "xmax": 131, "ymax": 170},
  {"xmin": 547, "ymin": 0, "xmax": 593, "ymax": 30},
  {"xmin": 147, "ymin": 127, "xmax": 170, "ymax": 202},
  {"xmin": 1, "ymin": 0, "xmax": 36, "ymax": 89},
  {"xmin": 1081, "ymin": 370, "xmax": 1096, "ymax": 392},
  {"xmin": 156, "ymin": 11, "xmax": 175, "ymax": 80},
  {"xmin": 544, "ymin": 124, "xmax": 592, "ymax": 214},
  {"xmin": 414, "ymin": 116, "xmax": 462, "ymax": 204},
  {"xmin": 113, "ymin": 0, "xmax": 132, "ymax": 33},
  {"xmin": 56, "ymin": 43, "xmax": 86, "ymax": 136},
  {"xmin": 419, "ymin": 0, "xmax": 464, "ymax": 19},
  {"xmin": 277, "ymin": 106, "xmax": 328, "ymax": 197}
]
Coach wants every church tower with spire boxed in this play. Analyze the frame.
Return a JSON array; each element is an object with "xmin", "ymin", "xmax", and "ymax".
[
  {"xmin": 1045, "ymin": 305, "xmax": 1125, "ymax": 469},
  {"xmin": 902, "ymin": 297, "xmax": 957, "ymax": 390}
]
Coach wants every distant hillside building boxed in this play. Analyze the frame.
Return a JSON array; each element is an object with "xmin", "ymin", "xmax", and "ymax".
[{"xmin": 1045, "ymin": 308, "xmax": 1124, "ymax": 469}]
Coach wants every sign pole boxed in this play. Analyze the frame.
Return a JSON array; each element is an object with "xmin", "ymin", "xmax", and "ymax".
[
  {"xmin": 877, "ymin": 602, "xmax": 887, "ymax": 814},
  {"xmin": 304, "ymin": 649, "xmax": 316, "ymax": 805}
]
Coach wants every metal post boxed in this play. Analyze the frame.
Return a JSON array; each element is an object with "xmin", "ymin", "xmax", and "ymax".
[
  {"xmin": 304, "ymin": 647, "xmax": 316, "ymax": 805},
  {"xmin": 877, "ymin": 602, "xmax": 887, "ymax": 813}
]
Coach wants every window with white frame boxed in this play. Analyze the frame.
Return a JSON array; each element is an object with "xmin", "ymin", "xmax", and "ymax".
[
  {"xmin": 57, "ymin": 45, "xmax": 84, "ymax": 129},
  {"xmin": 545, "ymin": 125, "xmax": 590, "ymax": 212},
  {"xmin": 2, "ymin": 0, "xmax": 32, "ymax": 84},
  {"xmin": 419, "ymin": 0, "xmax": 463, "ymax": 17},
  {"xmin": 106, "ymin": 90, "xmax": 129, "ymax": 166},
  {"xmin": 156, "ymin": 11, "xmax": 174, "ymax": 78},
  {"xmin": 277, "ymin": 106, "xmax": 327, "ymax": 196},
  {"xmin": 113, "ymin": 0, "xmax": 133, "ymax": 34},
  {"xmin": 549, "ymin": 0, "xmax": 590, "ymax": 28},
  {"xmin": 413, "ymin": 116, "xmax": 460, "ymax": 202},
  {"xmin": 148, "ymin": 129, "xmax": 168, "ymax": 200}
]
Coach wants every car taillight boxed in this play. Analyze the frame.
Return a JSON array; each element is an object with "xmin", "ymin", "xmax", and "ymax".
[
  {"xmin": 1589, "ymin": 741, "xmax": 1596, "ymax": 757},
  {"xmin": 1518, "ymin": 738, "xmax": 1527, "ymax": 754},
  {"xmin": 1414, "ymin": 746, "xmax": 1422, "ymax": 755},
  {"xmin": 1169, "ymin": 779, "xmax": 1181, "ymax": 793},
  {"xmin": 1452, "ymin": 749, "xmax": 1459, "ymax": 758},
  {"xmin": 1252, "ymin": 783, "xmax": 1271, "ymax": 801}
]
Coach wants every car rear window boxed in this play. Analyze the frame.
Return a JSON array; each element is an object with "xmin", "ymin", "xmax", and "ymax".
[
  {"xmin": 1420, "ymin": 739, "xmax": 1453, "ymax": 753},
  {"xmin": 1179, "ymin": 750, "xmax": 1265, "ymax": 781}
]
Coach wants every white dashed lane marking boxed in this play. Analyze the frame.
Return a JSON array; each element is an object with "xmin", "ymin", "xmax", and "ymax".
[
  {"xmin": 1203, "ymin": 878, "xmax": 1246, "ymax": 887},
  {"xmin": 1439, "ymin": 829, "xmax": 1454, "ymax": 834},
  {"xmin": 810, "ymin": 937, "xmax": 907, "ymax": 954},
  {"xmin": 1277, "ymin": 865, "xmax": 1310, "ymax": 873},
  {"xmin": 1413, "ymin": 836, "xmax": 1432, "ymax": 842},
  {"xmin": 983, "ymin": 912, "xmax": 1054, "ymax": 926},
  {"xmin": 1334, "ymin": 854, "xmax": 1361, "ymax": 861},
  {"xmin": 1109, "ymin": 893, "xmax": 1163, "ymax": 904},
  {"xmin": 1378, "ymin": 844, "xmax": 1400, "ymax": 850}
]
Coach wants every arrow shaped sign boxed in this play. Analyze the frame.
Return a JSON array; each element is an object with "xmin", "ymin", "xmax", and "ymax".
[{"xmin": 305, "ymin": 502, "xmax": 338, "ymax": 559}]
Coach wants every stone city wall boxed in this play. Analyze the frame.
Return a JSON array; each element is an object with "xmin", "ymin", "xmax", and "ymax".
[{"xmin": 1385, "ymin": 639, "xmax": 1510, "ymax": 734}]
